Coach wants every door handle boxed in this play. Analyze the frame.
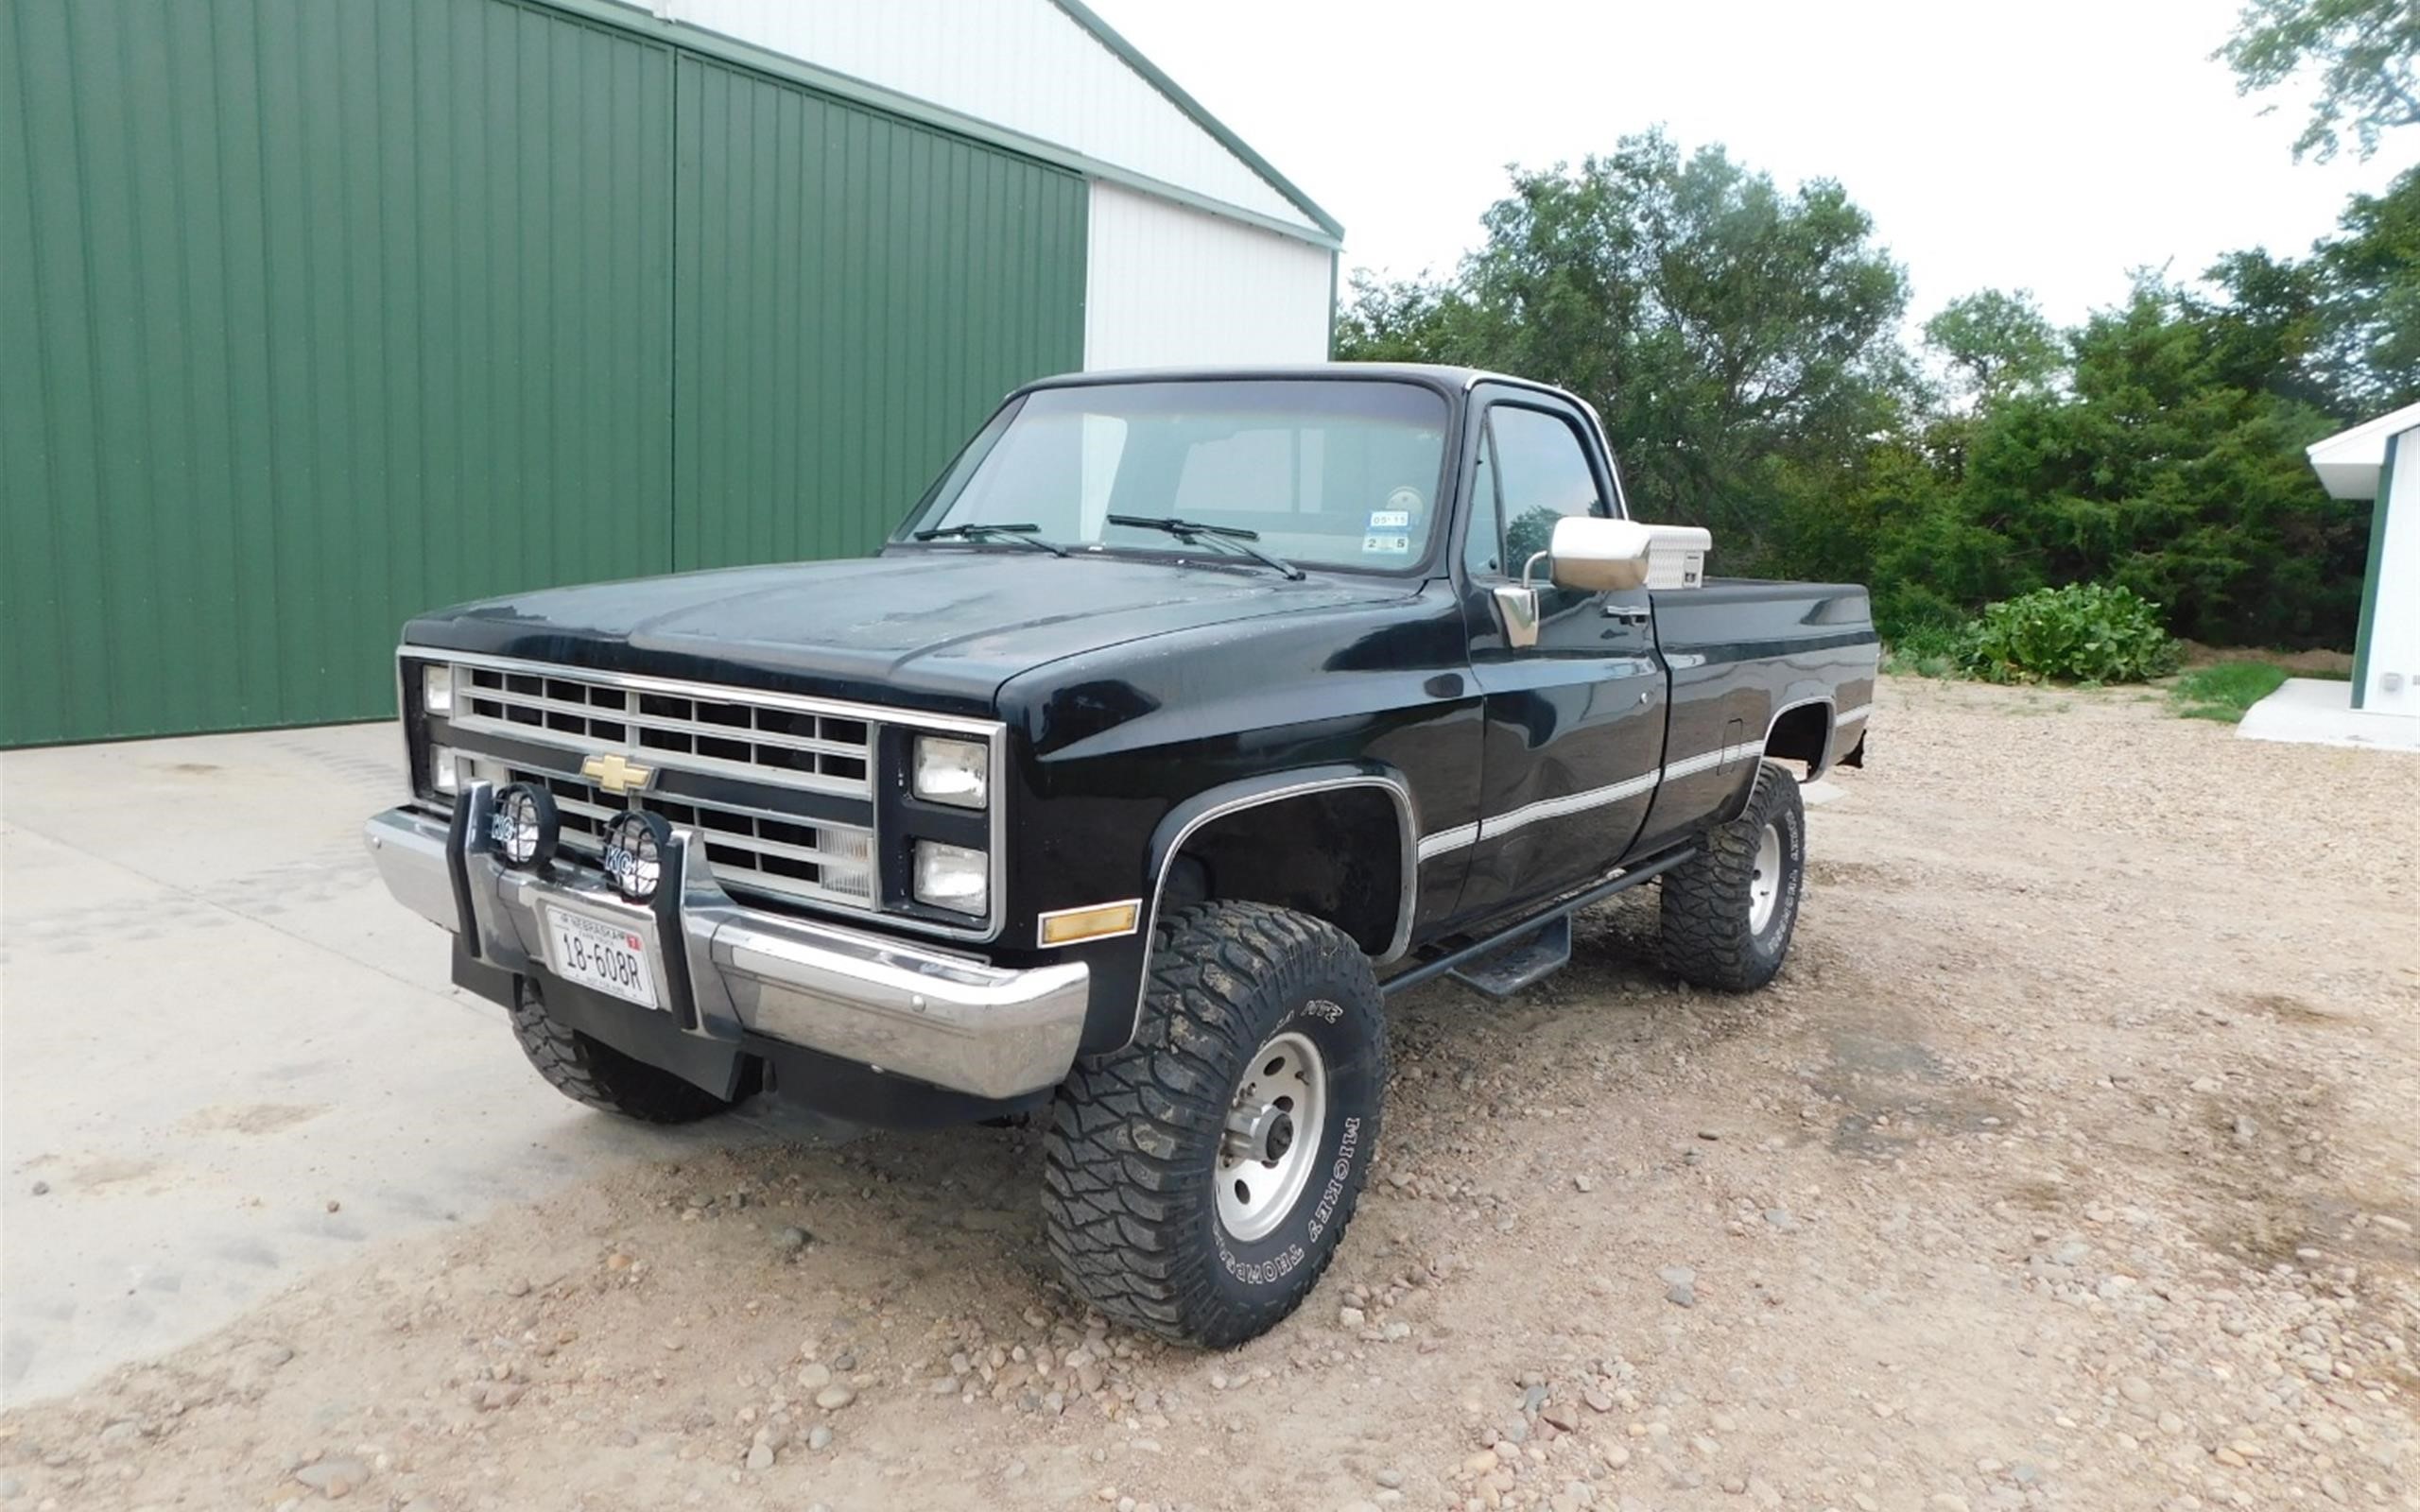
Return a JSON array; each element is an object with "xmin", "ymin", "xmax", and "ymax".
[{"xmin": 1602, "ymin": 605, "xmax": 1651, "ymax": 626}]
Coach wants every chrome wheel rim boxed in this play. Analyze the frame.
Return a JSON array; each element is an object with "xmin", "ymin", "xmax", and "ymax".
[
  {"xmin": 1748, "ymin": 821, "xmax": 1783, "ymax": 933},
  {"xmin": 1216, "ymin": 1028, "xmax": 1327, "ymax": 1243}
]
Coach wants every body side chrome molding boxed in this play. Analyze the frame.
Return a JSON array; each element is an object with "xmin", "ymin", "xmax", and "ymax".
[
  {"xmin": 1415, "ymin": 821, "xmax": 1479, "ymax": 861},
  {"xmin": 1478, "ymin": 768, "xmax": 1662, "ymax": 840},
  {"xmin": 1413, "ymin": 712, "xmax": 1807, "ymax": 862}
]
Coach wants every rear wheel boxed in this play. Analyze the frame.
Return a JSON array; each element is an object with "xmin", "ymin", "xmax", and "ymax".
[
  {"xmin": 1043, "ymin": 902, "xmax": 1386, "ymax": 1347},
  {"xmin": 1660, "ymin": 759, "xmax": 1806, "ymax": 991},
  {"xmin": 507, "ymin": 977, "xmax": 734, "ymax": 1124}
]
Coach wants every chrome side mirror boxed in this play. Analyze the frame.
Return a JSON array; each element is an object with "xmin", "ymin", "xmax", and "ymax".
[{"xmin": 1543, "ymin": 516, "xmax": 1712, "ymax": 593}]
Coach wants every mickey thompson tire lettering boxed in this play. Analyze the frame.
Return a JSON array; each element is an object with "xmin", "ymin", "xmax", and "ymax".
[
  {"xmin": 1042, "ymin": 901, "xmax": 1387, "ymax": 1348},
  {"xmin": 507, "ymin": 978, "xmax": 734, "ymax": 1125}
]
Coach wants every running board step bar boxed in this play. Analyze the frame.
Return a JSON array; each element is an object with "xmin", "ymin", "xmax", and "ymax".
[
  {"xmin": 1447, "ymin": 915, "xmax": 1571, "ymax": 998},
  {"xmin": 1380, "ymin": 846, "xmax": 1697, "ymax": 998}
]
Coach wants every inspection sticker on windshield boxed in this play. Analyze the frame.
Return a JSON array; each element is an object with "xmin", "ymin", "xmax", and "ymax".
[
  {"xmin": 1366, "ymin": 508, "xmax": 1410, "ymax": 529},
  {"xmin": 1361, "ymin": 532, "xmax": 1411, "ymax": 555}
]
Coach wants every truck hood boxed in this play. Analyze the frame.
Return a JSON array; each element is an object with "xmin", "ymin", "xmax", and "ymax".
[{"xmin": 403, "ymin": 550, "xmax": 1413, "ymax": 715}]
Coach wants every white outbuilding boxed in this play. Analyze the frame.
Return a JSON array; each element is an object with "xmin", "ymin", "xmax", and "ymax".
[{"xmin": 2239, "ymin": 402, "xmax": 2420, "ymax": 751}]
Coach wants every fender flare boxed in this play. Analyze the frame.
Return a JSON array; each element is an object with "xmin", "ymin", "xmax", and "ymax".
[
  {"xmin": 1765, "ymin": 691, "xmax": 1841, "ymax": 779},
  {"xmin": 1714, "ymin": 693, "xmax": 1837, "ymax": 825},
  {"xmin": 1118, "ymin": 764, "xmax": 1420, "ymax": 1048}
]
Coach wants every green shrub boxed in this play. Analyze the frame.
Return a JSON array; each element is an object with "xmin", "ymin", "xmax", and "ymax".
[
  {"xmin": 1879, "ymin": 618, "xmax": 1971, "ymax": 679},
  {"xmin": 2169, "ymin": 662, "xmax": 2289, "ymax": 722},
  {"xmin": 1957, "ymin": 583, "xmax": 2181, "ymax": 684}
]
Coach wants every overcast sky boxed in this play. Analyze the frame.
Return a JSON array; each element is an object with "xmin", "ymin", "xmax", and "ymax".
[{"xmin": 1088, "ymin": 0, "xmax": 2406, "ymax": 331}]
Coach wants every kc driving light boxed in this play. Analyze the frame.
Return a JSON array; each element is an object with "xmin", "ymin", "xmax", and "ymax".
[
  {"xmin": 602, "ymin": 811, "xmax": 672, "ymax": 902},
  {"xmin": 911, "ymin": 735, "xmax": 989, "ymax": 808},
  {"xmin": 913, "ymin": 840, "xmax": 989, "ymax": 916},
  {"xmin": 421, "ymin": 662, "xmax": 455, "ymax": 715},
  {"xmin": 489, "ymin": 782, "xmax": 559, "ymax": 869}
]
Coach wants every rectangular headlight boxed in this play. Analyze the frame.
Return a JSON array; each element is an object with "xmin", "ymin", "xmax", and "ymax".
[
  {"xmin": 422, "ymin": 662, "xmax": 456, "ymax": 715},
  {"xmin": 431, "ymin": 745, "xmax": 461, "ymax": 795},
  {"xmin": 913, "ymin": 840, "xmax": 989, "ymax": 916},
  {"xmin": 912, "ymin": 735, "xmax": 989, "ymax": 809}
]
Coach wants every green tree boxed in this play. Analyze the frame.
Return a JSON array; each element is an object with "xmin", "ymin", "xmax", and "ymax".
[
  {"xmin": 1924, "ymin": 289, "xmax": 2063, "ymax": 406},
  {"xmin": 2218, "ymin": 0, "xmax": 2420, "ymax": 160},
  {"xmin": 1338, "ymin": 130, "xmax": 1915, "ymax": 574},
  {"xmin": 1333, "ymin": 129, "xmax": 2394, "ymax": 652},
  {"xmin": 2309, "ymin": 164, "xmax": 2420, "ymax": 409},
  {"xmin": 1955, "ymin": 278, "xmax": 2363, "ymax": 645},
  {"xmin": 1331, "ymin": 272, "xmax": 1478, "ymax": 366}
]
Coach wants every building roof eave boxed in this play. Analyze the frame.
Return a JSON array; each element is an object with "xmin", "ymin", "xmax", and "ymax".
[
  {"xmin": 2308, "ymin": 400, "xmax": 2420, "ymax": 499},
  {"xmin": 1047, "ymin": 0, "xmax": 1345, "ymax": 244}
]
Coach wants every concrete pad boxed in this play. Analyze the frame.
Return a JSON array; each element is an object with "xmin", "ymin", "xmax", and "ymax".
[
  {"xmin": 0, "ymin": 722, "xmax": 844, "ymax": 1405},
  {"xmin": 2238, "ymin": 677, "xmax": 2420, "ymax": 753}
]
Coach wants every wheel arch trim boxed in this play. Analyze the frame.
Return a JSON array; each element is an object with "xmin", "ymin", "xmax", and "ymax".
[
  {"xmin": 1708, "ymin": 694, "xmax": 1836, "ymax": 826},
  {"xmin": 1762, "ymin": 693, "xmax": 1840, "ymax": 778},
  {"xmin": 1124, "ymin": 765, "xmax": 1421, "ymax": 1047}
]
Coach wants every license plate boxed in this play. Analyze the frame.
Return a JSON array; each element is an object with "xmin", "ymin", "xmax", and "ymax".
[{"xmin": 542, "ymin": 906, "xmax": 659, "ymax": 1010}]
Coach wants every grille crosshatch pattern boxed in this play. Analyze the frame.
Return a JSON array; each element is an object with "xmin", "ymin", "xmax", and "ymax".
[
  {"xmin": 411, "ymin": 657, "xmax": 1010, "ymax": 923},
  {"xmin": 504, "ymin": 765, "xmax": 874, "ymax": 907},
  {"xmin": 448, "ymin": 666, "xmax": 873, "ymax": 798}
]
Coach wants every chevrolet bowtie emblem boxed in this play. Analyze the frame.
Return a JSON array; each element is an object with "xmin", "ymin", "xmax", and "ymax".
[{"xmin": 580, "ymin": 752, "xmax": 655, "ymax": 796}]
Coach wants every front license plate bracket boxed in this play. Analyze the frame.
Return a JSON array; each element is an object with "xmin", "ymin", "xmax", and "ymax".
[{"xmin": 542, "ymin": 904, "xmax": 662, "ymax": 1011}]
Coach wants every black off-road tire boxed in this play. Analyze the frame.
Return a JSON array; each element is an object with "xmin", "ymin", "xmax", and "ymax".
[
  {"xmin": 1042, "ymin": 902, "xmax": 1387, "ymax": 1348},
  {"xmin": 1660, "ymin": 759, "xmax": 1807, "ymax": 992},
  {"xmin": 507, "ymin": 978, "xmax": 733, "ymax": 1124}
]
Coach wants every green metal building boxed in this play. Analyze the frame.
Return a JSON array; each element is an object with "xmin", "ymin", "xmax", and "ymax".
[{"xmin": 0, "ymin": 0, "xmax": 1340, "ymax": 746}]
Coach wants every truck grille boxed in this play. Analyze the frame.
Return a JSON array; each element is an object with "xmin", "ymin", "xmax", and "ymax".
[
  {"xmin": 503, "ymin": 765, "xmax": 874, "ymax": 908},
  {"xmin": 450, "ymin": 665, "xmax": 873, "ymax": 798},
  {"xmin": 424, "ymin": 660, "xmax": 885, "ymax": 911}
]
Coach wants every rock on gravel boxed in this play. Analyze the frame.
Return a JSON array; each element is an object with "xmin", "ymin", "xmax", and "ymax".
[{"xmin": 293, "ymin": 1457, "xmax": 370, "ymax": 1497}]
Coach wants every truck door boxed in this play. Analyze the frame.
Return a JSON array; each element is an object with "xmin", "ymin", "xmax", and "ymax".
[{"xmin": 1448, "ymin": 388, "xmax": 1668, "ymax": 923}]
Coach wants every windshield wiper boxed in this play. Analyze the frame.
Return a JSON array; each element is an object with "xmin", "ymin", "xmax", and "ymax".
[
  {"xmin": 911, "ymin": 522, "xmax": 1068, "ymax": 558},
  {"xmin": 1105, "ymin": 514, "xmax": 1305, "ymax": 580}
]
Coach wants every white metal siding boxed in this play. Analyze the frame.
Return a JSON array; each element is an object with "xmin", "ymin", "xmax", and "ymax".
[
  {"xmin": 2363, "ymin": 429, "xmax": 2420, "ymax": 715},
  {"xmin": 1082, "ymin": 182, "xmax": 1334, "ymax": 370},
  {"xmin": 660, "ymin": 0, "xmax": 1322, "ymax": 237}
]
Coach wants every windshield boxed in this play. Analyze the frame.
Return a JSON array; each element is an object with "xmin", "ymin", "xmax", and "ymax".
[{"xmin": 901, "ymin": 380, "xmax": 1452, "ymax": 574}]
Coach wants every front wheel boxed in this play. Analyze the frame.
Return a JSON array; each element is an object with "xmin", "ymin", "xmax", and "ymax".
[
  {"xmin": 1659, "ymin": 758, "xmax": 1807, "ymax": 991},
  {"xmin": 1042, "ymin": 902, "xmax": 1386, "ymax": 1348},
  {"xmin": 507, "ymin": 977, "xmax": 735, "ymax": 1124}
]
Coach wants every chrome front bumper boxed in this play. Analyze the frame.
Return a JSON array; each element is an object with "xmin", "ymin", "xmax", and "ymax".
[{"xmin": 363, "ymin": 799, "xmax": 1088, "ymax": 1100}]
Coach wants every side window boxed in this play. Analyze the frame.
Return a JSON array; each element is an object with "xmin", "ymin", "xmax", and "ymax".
[
  {"xmin": 1489, "ymin": 405, "xmax": 1605, "ymax": 570},
  {"xmin": 1462, "ymin": 421, "xmax": 1505, "ymax": 577}
]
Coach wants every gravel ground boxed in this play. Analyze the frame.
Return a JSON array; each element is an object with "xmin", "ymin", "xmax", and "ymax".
[{"xmin": 3, "ymin": 675, "xmax": 2415, "ymax": 1512}]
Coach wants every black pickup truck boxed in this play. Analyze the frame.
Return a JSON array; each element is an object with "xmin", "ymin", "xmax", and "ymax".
[{"xmin": 366, "ymin": 364, "xmax": 1876, "ymax": 1346}]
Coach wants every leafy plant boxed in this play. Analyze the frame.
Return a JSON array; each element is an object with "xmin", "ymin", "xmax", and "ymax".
[
  {"xmin": 1958, "ymin": 584, "xmax": 2183, "ymax": 684},
  {"xmin": 2169, "ymin": 662, "xmax": 2291, "ymax": 722},
  {"xmin": 1879, "ymin": 618, "xmax": 1971, "ymax": 679}
]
